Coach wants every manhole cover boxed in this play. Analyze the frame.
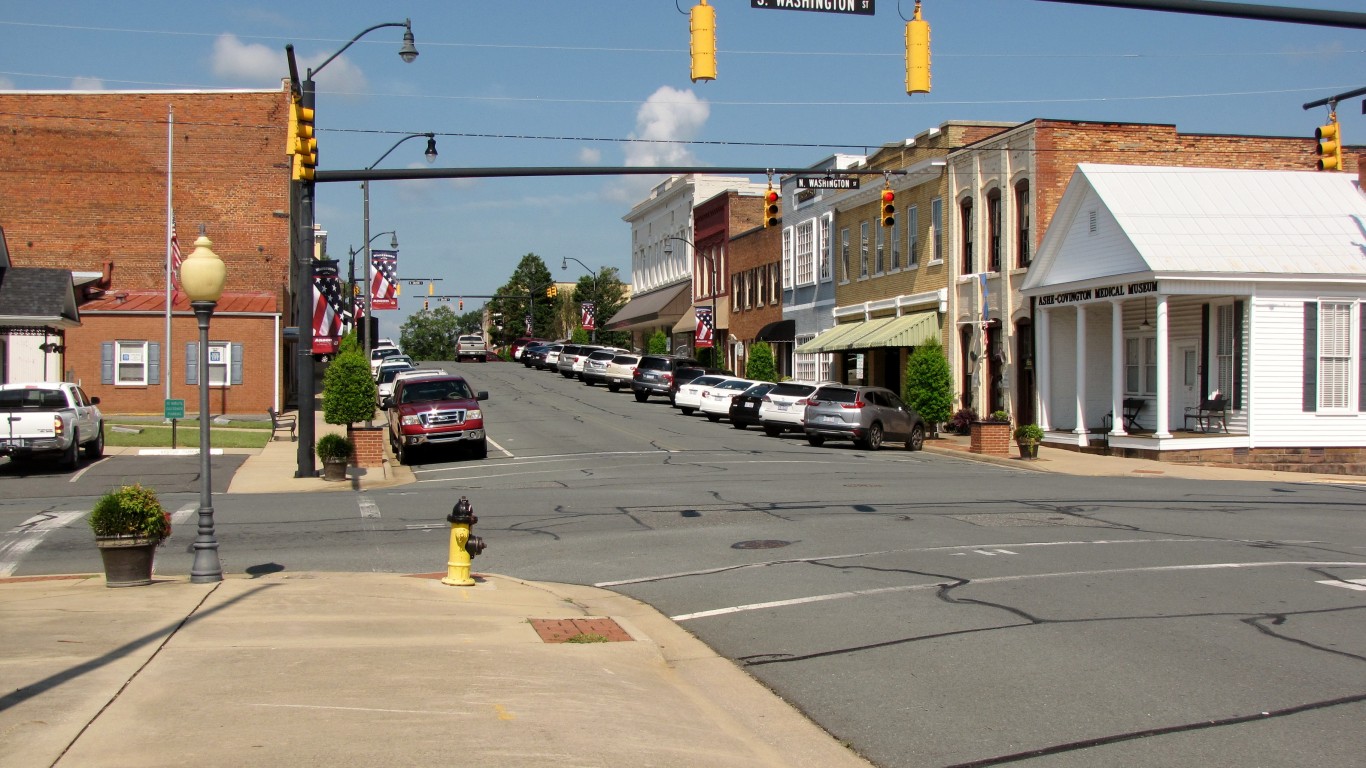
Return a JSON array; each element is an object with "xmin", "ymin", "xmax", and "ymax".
[{"xmin": 731, "ymin": 539, "xmax": 793, "ymax": 550}]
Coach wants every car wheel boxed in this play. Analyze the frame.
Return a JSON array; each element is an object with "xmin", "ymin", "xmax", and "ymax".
[
  {"xmin": 860, "ymin": 423, "xmax": 884, "ymax": 451},
  {"xmin": 732, "ymin": 421, "xmax": 747, "ymax": 429},
  {"xmin": 906, "ymin": 424, "xmax": 925, "ymax": 451},
  {"xmin": 634, "ymin": 390, "xmax": 648, "ymax": 402},
  {"xmin": 583, "ymin": 379, "xmax": 594, "ymax": 387},
  {"xmin": 680, "ymin": 407, "xmax": 694, "ymax": 415},
  {"xmin": 706, "ymin": 414, "xmax": 720, "ymax": 422},
  {"xmin": 62, "ymin": 431, "xmax": 80, "ymax": 469},
  {"xmin": 806, "ymin": 434, "xmax": 825, "ymax": 447},
  {"xmin": 608, "ymin": 383, "xmax": 620, "ymax": 392},
  {"xmin": 470, "ymin": 439, "xmax": 488, "ymax": 459},
  {"xmin": 395, "ymin": 440, "xmax": 410, "ymax": 466},
  {"xmin": 763, "ymin": 425, "xmax": 780, "ymax": 437},
  {"xmin": 84, "ymin": 423, "xmax": 105, "ymax": 460}
]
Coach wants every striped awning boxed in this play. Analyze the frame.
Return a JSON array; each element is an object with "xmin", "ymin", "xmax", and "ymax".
[{"xmin": 794, "ymin": 312, "xmax": 939, "ymax": 353}]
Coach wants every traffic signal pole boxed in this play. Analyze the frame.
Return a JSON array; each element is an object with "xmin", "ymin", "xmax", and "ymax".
[
  {"xmin": 294, "ymin": 72, "xmax": 318, "ymax": 478},
  {"xmin": 1033, "ymin": 0, "xmax": 1366, "ymax": 30}
]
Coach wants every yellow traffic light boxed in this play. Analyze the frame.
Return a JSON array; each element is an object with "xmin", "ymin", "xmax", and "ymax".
[
  {"xmin": 880, "ymin": 187, "xmax": 896, "ymax": 228},
  {"xmin": 289, "ymin": 98, "xmax": 317, "ymax": 182},
  {"xmin": 1316, "ymin": 115, "xmax": 1342, "ymax": 171},
  {"xmin": 546, "ymin": 285, "xmax": 558, "ymax": 299},
  {"xmin": 763, "ymin": 186, "xmax": 780, "ymax": 228},
  {"xmin": 905, "ymin": 1, "xmax": 930, "ymax": 95},
  {"xmin": 690, "ymin": 1, "xmax": 716, "ymax": 83}
]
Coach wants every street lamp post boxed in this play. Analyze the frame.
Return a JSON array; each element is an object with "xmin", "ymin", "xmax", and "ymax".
[
  {"xmin": 290, "ymin": 19, "xmax": 417, "ymax": 479},
  {"xmin": 663, "ymin": 236, "xmax": 717, "ymax": 362},
  {"xmin": 179, "ymin": 226, "xmax": 227, "ymax": 583},
  {"xmin": 560, "ymin": 256, "xmax": 600, "ymax": 343},
  {"xmin": 348, "ymin": 230, "xmax": 398, "ymax": 343},
  {"xmin": 362, "ymin": 133, "xmax": 436, "ymax": 356}
]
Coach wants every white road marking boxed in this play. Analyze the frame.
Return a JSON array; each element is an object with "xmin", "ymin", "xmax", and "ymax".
[
  {"xmin": 171, "ymin": 503, "xmax": 197, "ymax": 528},
  {"xmin": 358, "ymin": 495, "xmax": 380, "ymax": 519},
  {"xmin": 1317, "ymin": 578, "xmax": 1366, "ymax": 591},
  {"xmin": 0, "ymin": 511, "xmax": 84, "ymax": 577},
  {"xmin": 669, "ymin": 561, "xmax": 1366, "ymax": 622},
  {"xmin": 487, "ymin": 436, "xmax": 512, "ymax": 458}
]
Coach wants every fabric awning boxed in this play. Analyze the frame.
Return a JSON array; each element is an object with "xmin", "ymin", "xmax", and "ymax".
[
  {"xmin": 603, "ymin": 282, "xmax": 690, "ymax": 331},
  {"xmin": 794, "ymin": 312, "xmax": 940, "ymax": 354},
  {"xmin": 672, "ymin": 306, "xmax": 696, "ymax": 334},
  {"xmin": 755, "ymin": 318, "xmax": 795, "ymax": 342},
  {"xmin": 794, "ymin": 322, "xmax": 865, "ymax": 354}
]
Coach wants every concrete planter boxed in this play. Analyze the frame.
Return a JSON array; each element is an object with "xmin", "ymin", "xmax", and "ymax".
[{"xmin": 95, "ymin": 537, "xmax": 158, "ymax": 587}]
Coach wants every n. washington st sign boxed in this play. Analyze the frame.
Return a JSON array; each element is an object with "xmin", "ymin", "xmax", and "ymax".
[{"xmin": 750, "ymin": 0, "xmax": 875, "ymax": 16}]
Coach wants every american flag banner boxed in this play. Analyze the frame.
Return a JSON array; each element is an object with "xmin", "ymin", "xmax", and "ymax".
[
  {"xmin": 370, "ymin": 249, "xmax": 399, "ymax": 310},
  {"xmin": 581, "ymin": 301, "xmax": 596, "ymax": 331},
  {"xmin": 311, "ymin": 260, "xmax": 346, "ymax": 355},
  {"xmin": 524, "ymin": 314, "xmax": 533, "ymax": 335},
  {"xmin": 695, "ymin": 305, "xmax": 714, "ymax": 348},
  {"xmin": 169, "ymin": 220, "xmax": 182, "ymax": 290}
]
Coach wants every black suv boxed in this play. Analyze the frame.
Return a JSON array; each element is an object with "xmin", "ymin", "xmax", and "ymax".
[{"xmin": 631, "ymin": 355, "xmax": 700, "ymax": 403}]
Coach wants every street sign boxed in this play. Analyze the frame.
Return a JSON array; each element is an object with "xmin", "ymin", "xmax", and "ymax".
[
  {"xmin": 797, "ymin": 176, "xmax": 859, "ymax": 190},
  {"xmin": 750, "ymin": 0, "xmax": 874, "ymax": 16},
  {"xmin": 164, "ymin": 399, "xmax": 185, "ymax": 420}
]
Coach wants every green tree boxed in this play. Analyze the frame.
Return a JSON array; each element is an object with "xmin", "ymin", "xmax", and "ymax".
[
  {"xmin": 337, "ymin": 330, "xmax": 359, "ymax": 356},
  {"xmin": 903, "ymin": 337, "xmax": 952, "ymax": 434},
  {"xmin": 647, "ymin": 330, "xmax": 669, "ymax": 354},
  {"xmin": 321, "ymin": 349, "xmax": 376, "ymax": 426},
  {"xmin": 745, "ymin": 341, "xmax": 778, "ymax": 383},
  {"xmin": 399, "ymin": 304, "xmax": 460, "ymax": 360},
  {"xmin": 489, "ymin": 254, "xmax": 555, "ymax": 346},
  {"xmin": 570, "ymin": 327, "xmax": 590, "ymax": 344},
  {"xmin": 569, "ymin": 266, "xmax": 631, "ymax": 348}
]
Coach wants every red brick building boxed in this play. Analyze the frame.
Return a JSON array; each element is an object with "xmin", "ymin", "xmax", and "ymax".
[
  {"xmin": 726, "ymin": 224, "xmax": 784, "ymax": 377},
  {"xmin": 0, "ymin": 89, "xmax": 293, "ymax": 415}
]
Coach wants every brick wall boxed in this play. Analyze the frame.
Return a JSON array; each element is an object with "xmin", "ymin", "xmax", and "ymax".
[
  {"xmin": 969, "ymin": 421, "xmax": 1011, "ymax": 456},
  {"xmin": 348, "ymin": 426, "xmax": 386, "ymax": 469}
]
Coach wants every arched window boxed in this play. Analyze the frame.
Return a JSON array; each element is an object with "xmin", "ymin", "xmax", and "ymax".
[
  {"xmin": 1014, "ymin": 180, "xmax": 1031, "ymax": 268},
  {"xmin": 959, "ymin": 197, "xmax": 974, "ymax": 274},
  {"xmin": 986, "ymin": 189, "xmax": 1002, "ymax": 273}
]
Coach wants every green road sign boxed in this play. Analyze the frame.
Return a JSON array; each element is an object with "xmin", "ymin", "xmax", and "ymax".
[{"xmin": 164, "ymin": 399, "xmax": 185, "ymax": 420}]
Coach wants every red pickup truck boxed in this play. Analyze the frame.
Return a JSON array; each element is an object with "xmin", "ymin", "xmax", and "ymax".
[{"xmin": 386, "ymin": 374, "xmax": 488, "ymax": 464}]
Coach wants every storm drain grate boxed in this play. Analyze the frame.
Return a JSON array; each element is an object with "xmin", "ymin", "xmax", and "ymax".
[
  {"xmin": 530, "ymin": 617, "xmax": 633, "ymax": 643},
  {"xmin": 950, "ymin": 512, "xmax": 1122, "ymax": 528},
  {"xmin": 731, "ymin": 539, "xmax": 793, "ymax": 550}
]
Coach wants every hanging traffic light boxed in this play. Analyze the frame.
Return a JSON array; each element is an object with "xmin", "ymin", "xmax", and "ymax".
[
  {"xmin": 905, "ymin": 1, "xmax": 930, "ymax": 95},
  {"xmin": 880, "ymin": 187, "xmax": 896, "ymax": 228},
  {"xmin": 1316, "ymin": 114, "xmax": 1342, "ymax": 171},
  {"xmin": 423, "ymin": 300, "xmax": 429, "ymax": 311},
  {"xmin": 458, "ymin": 299, "xmax": 464, "ymax": 311},
  {"xmin": 546, "ymin": 285, "xmax": 558, "ymax": 299},
  {"xmin": 287, "ymin": 97, "xmax": 317, "ymax": 182},
  {"xmin": 690, "ymin": 1, "xmax": 716, "ymax": 83},
  {"xmin": 763, "ymin": 186, "xmax": 780, "ymax": 228}
]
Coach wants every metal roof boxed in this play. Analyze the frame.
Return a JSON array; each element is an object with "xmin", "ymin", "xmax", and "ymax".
[{"xmin": 80, "ymin": 291, "xmax": 279, "ymax": 314}]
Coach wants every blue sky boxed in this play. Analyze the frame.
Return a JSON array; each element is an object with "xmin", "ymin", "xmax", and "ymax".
[{"xmin": 2, "ymin": 1, "xmax": 1362, "ymax": 338}]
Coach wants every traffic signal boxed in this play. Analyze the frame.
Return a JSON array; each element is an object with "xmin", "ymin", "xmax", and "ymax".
[
  {"xmin": 762, "ymin": 186, "xmax": 780, "ymax": 228},
  {"xmin": 905, "ymin": 1, "xmax": 930, "ymax": 95},
  {"xmin": 287, "ymin": 97, "xmax": 317, "ymax": 182},
  {"xmin": 458, "ymin": 299, "xmax": 464, "ymax": 310},
  {"xmin": 690, "ymin": 1, "xmax": 716, "ymax": 83},
  {"xmin": 423, "ymin": 300, "xmax": 429, "ymax": 311},
  {"xmin": 1316, "ymin": 115, "xmax": 1342, "ymax": 171},
  {"xmin": 546, "ymin": 285, "xmax": 558, "ymax": 299},
  {"xmin": 880, "ymin": 187, "xmax": 896, "ymax": 228}
]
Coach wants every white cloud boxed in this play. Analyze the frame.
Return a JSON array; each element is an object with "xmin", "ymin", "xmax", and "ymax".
[
  {"xmin": 605, "ymin": 86, "xmax": 710, "ymax": 203},
  {"xmin": 211, "ymin": 32, "xmax": 368, "ymax": 95},
  {"xmin": 70, "ymin": 76, "xmax": 105, "ymax": 91},
  {"xmin": 0, "ymin": 76, "xmax": 16, "ymax": 90},
  {"xmin": 578, "ymin": 147, "xmax": 603, "ymax": 165}
]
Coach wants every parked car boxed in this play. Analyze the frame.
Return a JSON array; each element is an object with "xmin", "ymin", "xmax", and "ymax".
[
  {"xmin": 0, "ymin": 382, "xmax": 103, "ymax": 468},
  {"xmin": 602, "ymin": 353, "xmax": 641, "ymax": 392},
  {"xmin": 631, "ymin": 354, "xmax": 700, "ymax": 403},
  {"xmin": 540, "ymin": 343, "xmax": 565, "ymax": 370},
  {"xmin": 557, "ymin": 344, "xmax": 604, "ymax": 378},
  {"xmin": 521, "ymin": 342, "xmax": 550, "ymax": 368},
  {"xmin": 697, "ymin": 377, "xmax": 759, "ymax": 421},
  {"xmin": 669, "ymin": 365, "xmax": 729, "ymax": 405},
  {"xmin": 803, "ymin": 385, "xmax": 926, "ymax": 451},
  {"xmin": 757, "ymin": 382, "xmax": 820, "ymax": 437},
  {"xmin": 728, "ymin": 382, "xmax": 776, "ymax": 429},
  {"xmin": 456, "ymin": 334, "xmax": 487, "ymax": 363},
  {"xmin": 510, "ymin": 337, "xmax": 549, "ymax": 361},
  {"xmin": 674, "ymin": 374, "xmax": 739, "ymax": 415},
  {"xmin": 369, "ymin": 345, "xmax": 403, "ymax": 378},
  {"xmin": 378, "ymin": 367, "xmax": 446, "ymax": 409},
  {"xmin": 374, "ymin": 356, "xmax": 414, "ymax": 381},
  {"xmin": 580, "ymin": 348, "xmax": 628, "ymax": 386},
  {"xmin": 387, "ymin": 374, "xmax": 489, "ymax": 464}
]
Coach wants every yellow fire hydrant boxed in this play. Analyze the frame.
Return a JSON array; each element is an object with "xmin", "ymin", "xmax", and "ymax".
[{"xmin": 441, "ymin": 496, "xmax": 486, "ymax": 587}]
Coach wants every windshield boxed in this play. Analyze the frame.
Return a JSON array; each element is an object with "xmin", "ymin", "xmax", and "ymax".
[{"xmin": 400, "ymin": 380, "xmax": 474, "ymax": 404}]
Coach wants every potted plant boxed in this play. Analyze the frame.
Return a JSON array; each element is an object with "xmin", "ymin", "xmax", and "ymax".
[
  {"xmin": 1013, "ymin": 423, "xmax": 1045, "ymax": 460},
  {"xmin": 89, "ymin": 483, "xmax": 170, "ymax": 587},
  {"xmin": 316, "ymin": 433, "xmax": 353, "ymax": 481}
]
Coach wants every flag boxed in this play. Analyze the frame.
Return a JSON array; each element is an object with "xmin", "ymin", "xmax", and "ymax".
[
  {"xmin": 695, "ymin": 305, "xmax": 714, "ymax": 348},
  {"xmin": 370, "ymin": 249, "xmax": 399, "ymax": 310},
  {"xmin": 169, "ymin": 220, "xmax": 182, "ymax": 292},
  {"xmin": 979, "ymin": 273, "xmax": 990, "ymax": 332},
  {"xmin": 524, "ymin": 314, "xmax": 533, "ymax": 335},
  {"xmin": 311, "ymin": 261, "xmax": 346, "ymax": 355},
  {"xmin": 581, "ymin": 301, "xmax": 596, "ymax": 331}
]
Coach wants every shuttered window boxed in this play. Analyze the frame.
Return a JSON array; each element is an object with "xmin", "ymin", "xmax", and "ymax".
[
  {"xmin": 1319, "ymin": 301, "xmax": 1352, "ymax": 410},
  {"xmin": 1216, "ymin": 304, "xmax": 1235, "ymax": 402}
]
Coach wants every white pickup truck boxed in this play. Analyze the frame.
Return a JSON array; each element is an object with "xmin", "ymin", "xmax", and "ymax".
[
  {"xmin": 456, "ymin": 334, "xmax": 487, "ymax": 363},
  {"xmin": 0, "ymin": 382, "xmax": 104, "ymax": 469}
]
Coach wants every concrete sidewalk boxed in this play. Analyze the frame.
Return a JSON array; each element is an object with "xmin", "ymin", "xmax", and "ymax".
[{"xmin": 0, "ymin": 571, "xmax": 874, "ymax": 768}]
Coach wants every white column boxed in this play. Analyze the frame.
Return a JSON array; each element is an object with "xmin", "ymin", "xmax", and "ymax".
[
  {"xmin": 1154, "ymin": 294, "xmax": 1172, "ymax": 438},
  {"xmin": 1073, "ymin": 304, "xmax": 1088, "ymax": 436},
  {"xmin": 1037, "ymin": 307, "xmax": 1052, "ymax": 431},
  {"xmin": 1110, "ymin": 299, "xmax": 1127, "ymax": 436}
]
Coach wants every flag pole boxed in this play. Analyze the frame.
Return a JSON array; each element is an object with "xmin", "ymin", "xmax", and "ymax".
[{"xmin": 165, "ymin": 105, "xmax": 174, "ymax": 403}]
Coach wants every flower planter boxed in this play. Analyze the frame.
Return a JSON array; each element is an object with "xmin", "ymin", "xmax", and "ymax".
[
  {"xmin": 321, "ymin": 457, "xmax": 349, "ymax": 481},
  {"xmin": 1017, "ymin": 441, "xmax": 1039, "ymax": 460},
  {"xmin": 96, "ymin": 537, "xmax": 158, "ymax": 587},
  {"xmin": 969, "ymin": 421, "xmax": 1011, "ymax": 456}
]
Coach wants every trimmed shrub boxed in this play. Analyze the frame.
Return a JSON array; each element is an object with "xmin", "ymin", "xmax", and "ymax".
[
  {"xmin": 903, "ymin": 338, "xmax": 952, "ymax": 431},
  {"xmin": 321, "ymin": 349, "xmax": 377, "ymax": 426},
  {"xmin": 745, "ymin": 341, "xmax": 778, "ymax": 383},
  {"xmin": 89, "ymin": 483, "xmax": 170, "ymax": 541}
]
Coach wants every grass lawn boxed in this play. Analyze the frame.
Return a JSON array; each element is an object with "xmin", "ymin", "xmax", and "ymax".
[{"xmin": 105, "ymin": 420, "xmax": 272, "ymax": 449}]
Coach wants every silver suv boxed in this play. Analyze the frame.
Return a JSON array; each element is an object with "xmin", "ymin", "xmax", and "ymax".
[{"xmin": 803, "ymin": 385, "xmax": 925, "ymax": 451}]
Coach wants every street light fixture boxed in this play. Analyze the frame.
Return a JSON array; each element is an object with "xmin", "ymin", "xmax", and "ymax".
[
  {"xmin": 663, "ymin": 236, "xmax": 718, "ymax": 361},
  {"xmin": 561, "ymin": 256, "xmax": 600, "ymax": 343},
  {"xmin": 289, "ymin": 19, "xmax": 417, "ymax": 480},
  {"xmin": 362, "ymin": 133, "xmax": 436, "ymax": 356},
  {"xmin": 179, "ymin": 226, "xmax": 227, "ymax": 584}
]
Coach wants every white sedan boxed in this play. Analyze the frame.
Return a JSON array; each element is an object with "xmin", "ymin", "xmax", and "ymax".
[
  {"xmin": 673, "ymin": 374, "xmax": 740, "ymax": 416},
  {"xmin": 697, "ymin": 378, "xmax": 760, "ymax": 422}
]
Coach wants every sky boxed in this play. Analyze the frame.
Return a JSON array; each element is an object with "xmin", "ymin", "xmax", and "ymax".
[{"xmin": 1, "ymin": 1, "xmax": 1363, "ymax": 339}]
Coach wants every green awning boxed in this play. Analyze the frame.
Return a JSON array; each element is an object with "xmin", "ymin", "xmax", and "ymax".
[
  {"xmin": 794, "ymin": 322, "xmax": 864, "ymax": 354},
  {"xmin": 857, "ymin": 312, "xmax": 940, "ymax": 348}
]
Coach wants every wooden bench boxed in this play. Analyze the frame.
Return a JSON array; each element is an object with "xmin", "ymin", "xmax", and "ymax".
[
  {"xmin": 268, "ymin": 409, "xmax": 297, "ymax": 441},
  {"xmin": 1184, "ymin": 397, "xmax": 1228, "ymax": 433}
]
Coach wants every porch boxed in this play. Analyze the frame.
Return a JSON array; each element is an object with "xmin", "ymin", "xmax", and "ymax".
[{"xmin": 1043, "ymin": 428, "xmax": 1366, "ymax": 474}]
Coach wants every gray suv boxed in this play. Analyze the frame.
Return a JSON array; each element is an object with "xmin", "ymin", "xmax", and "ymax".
[
  {"xmin": 803, "ymin": 385, "xmax": 926, "ymax": 451},
  {"xmin": 631, "ymin": 355, "xmax": 700, "ymax": 403}
]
